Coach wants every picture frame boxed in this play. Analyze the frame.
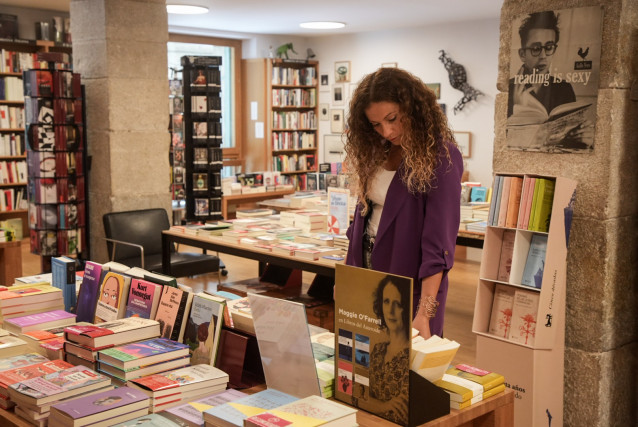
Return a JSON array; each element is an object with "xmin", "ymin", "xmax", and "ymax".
[
  {"xmin": 321, "ymin": 74, "xmax": 329, "ymax": 86},
  {"xmin": 334, "ymin": 61, "xmax": 351, "ymax": 83},
  {"xmin": 324, "ymin": 134, "xmax": 345, "ymax": 163},
  {"xmin": 319, "ymin": 103, "xmax": 330, "ymax": 121},
  {"xmin": 330, "ymin": 109, "xmax": 345, "ymax": 133},
  {"xmin": 426, "ymin": 83, "xmax": 441, "ymax": 99},
  {"xmin": 332, "ymin": 83, "xmax": 345, "ymax": 106},
  {"xmin": 381, "ymin": 62, "xmax": 397, "ymax": 68},
  {"xmin": 454, "ymin": 131, "xmax": 471, "ymax": 158}
]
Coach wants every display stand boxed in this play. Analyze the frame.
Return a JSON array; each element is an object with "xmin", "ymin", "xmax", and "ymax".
[
  {"xmin": 217, "ymin": 328, "xmax": 265, "ymax": 389},
  {"xmin": 472, "ymin": 174, "xmax": 576, "ymax": 427}
]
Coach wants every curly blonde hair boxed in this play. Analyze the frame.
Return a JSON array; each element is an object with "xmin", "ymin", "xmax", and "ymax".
[{"xmin": 344, "ymin": 67, "xmax": 456, "ymax": 215}]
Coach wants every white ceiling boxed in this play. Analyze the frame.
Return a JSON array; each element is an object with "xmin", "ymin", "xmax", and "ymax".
[{"xmin": 5, "ymin": 0, "xmax": 502, "ymax": 37}]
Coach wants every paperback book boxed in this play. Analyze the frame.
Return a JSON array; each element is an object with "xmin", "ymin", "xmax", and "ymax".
[
  {"xmin": 3, "ymin": 309, "xmax": 76, "ymax": 335},
  {"xmin": 51, "ymin": 255, "xmax": 76, "ymax": 312},
  {"xmin": 0, "ymin": 353, "xmax": 49, "ymax": 373},
  {"xmin": 97, "ymin": 338, "xmax": 190, "ymax": 371},
  {"xmin": 0, "ymin": 335, "xmax": 28, "ymax": 359},
  {"xmin": 164, "ymin": 388, "xmax": 247, "ymax": 426},
  {"xmin": 64, "ymin": 317, "xmax": 161, "ymax": 348},
  {"xmin": 94, "ymin": 271, "xmax": 132, "ymax": 323},
  {"xmin": 203, "ymin": 388, "xmax": 298, "ymax": 427},
  {"xmin": 183, "ymin": 292, "xmax": 225, "ymax": 366},
  {"xmin": 154, "ymin": 286, "xmax": 194, "ymax": 342},
  {"xmin": 0, "ymin": 359, "xmax": 72, "ymax": 399},
  {"xmin": 244, "ymin": 395, "xmax": 358, "ymax": 427},
  {"xmin": 75, "ymin": 261, "xmax": 107, "ymax": 323},
  {"xmin": 125, "ymin": 278, "xmax": 163, "ymax": 319}
]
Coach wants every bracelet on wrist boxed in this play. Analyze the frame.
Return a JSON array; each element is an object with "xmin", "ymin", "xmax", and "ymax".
[{"xmin": 417, "ymin": 295, "xmax": 439, "ymax": 318}]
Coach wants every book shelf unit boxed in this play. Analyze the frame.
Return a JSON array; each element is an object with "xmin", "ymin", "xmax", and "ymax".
[
  {"xmin": 181, "ymin": 55, "xmax": 224, "ymax": 222},
  {"xmin": 168, "ymin": 71, "xmax": 185, "ymax": 206},
  {"xmin": 0, "ymin": 39, "xmax": 73, "ymax": 238},
  {"xmin": 472, "ymin": 173, "xmax": 577, "ymax": 427},
  {"xmin": 242, "ymin": 58, "xmax": 318, "ymax": 190}
]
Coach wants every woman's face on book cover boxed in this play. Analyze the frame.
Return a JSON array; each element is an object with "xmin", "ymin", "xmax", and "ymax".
[{"xmin": 382, "ymin": 282, "xmax": 404, "ymax": 332}]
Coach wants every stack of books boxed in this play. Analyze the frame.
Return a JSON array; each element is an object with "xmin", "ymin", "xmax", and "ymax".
[
  {"xmin": 48, "ymin": 386, "xmax": 150, "ymax": 427},
  {"xmin": 410, "ymin": 334, "xmax": 460, "ymax": 382},
  {"xmin": 310, "ymin": 330, "xmax": 335, "ymax": 398},
  {"xmin": 434, "ymin": 364, "xmax": 506, "ymax": 410},
  {"xmin": 3, "ymin": 309, "xmax": 76, "ymax": 336},
  {"xmin": 7, "ymin": 365, "xmax": 113, "ymax": 426},
  {"xmin": 332, "ymin": 234, "xmax": 349, "ymax": 251},
  {"xmin": 18, "ymin": 322, "xmax": 90, "ymax": 360},
  {"xmin": 271, "ymin": 242, "xmax": 317, "ymax": 256},
  {"xmin": 0, "ymin": 284, "xmax": 64, "ymax": 324},
  {"xmin": 63, "ymin": 317, "xmax": 161, "ymax": 372},
  {"xmin": 244, "ymin": 395, "xmax": 357, "ymax": 427},
  {"xmin": 295, "ymin": 246, "xmax": 344, "ymax": 261},
  {"xmin": 0, "ymin": 332, "xmax": 28, "ymax": 359},
  {"xmin": 163, "ymin": 388, "xmax": 247, "ymax": 426},
  {"xmin": 126, "ymin": 364, "xmax": 229, "ymax": 413},
  {"xmin": 97, "ymin": 338, "xmax": 190, "ymax": 384},
  {"xmin": 0, "ymin": 359, "xmax": 72, "ymax": 410},
  {"xmin": 203, "ymin": 388, "xmax": 298, "ymax": 427},
  {"xmin": 0, "ymin": 353, "xmax": 50, "ymax": 409},
  {"xmin": 294, "ymin": 232, "xmax": 336, "ymax": 246},
  {"xmin": 293, "ymin": 211, "xmax": 328, "ymax": 233}
]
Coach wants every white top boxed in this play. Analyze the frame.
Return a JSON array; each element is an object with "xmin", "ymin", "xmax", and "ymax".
[{"xmin": 366, "ymin": 167, "xmax": 396, "ymax": 237}]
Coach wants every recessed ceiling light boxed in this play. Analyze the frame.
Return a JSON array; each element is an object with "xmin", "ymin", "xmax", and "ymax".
[
  {"xmin": 299, "ymin": 21, "xmax": 346, "ymax": 30},
  {"xmin": 166, "ymin": 4, "xmax": 209, "ymax": 14}
]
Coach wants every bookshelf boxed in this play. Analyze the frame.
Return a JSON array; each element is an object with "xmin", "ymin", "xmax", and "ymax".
[
  {"xmin": 472, "ymin": 173, "xmax": 576, "ymax": 427},
  {"xmin": 0, "ymin": 39, "xmax": 73, "ymax": 237},
  {"xmin": 181, "ymin": 55, "xmax": 224, "ymax": 222},
  {"xmin": 169, "ymin": 71, "xmax": 185, "ymax": 205},
  {"xmin": 242, "ymin": 58, "xmax": 318, "ymax": 190}
]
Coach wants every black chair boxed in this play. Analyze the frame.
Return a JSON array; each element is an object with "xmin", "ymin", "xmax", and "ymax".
[{"xmin": 103, "ymin": 208, "xmax": 225, "ymax": 280}]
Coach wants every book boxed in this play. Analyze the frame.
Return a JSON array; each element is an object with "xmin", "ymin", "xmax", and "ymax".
[
  {"xmin": 504, "ymin": 177, "xmax": 523, "ymax": 228},
  {"xmin": 0, "ymin": 359, "xmax": 72, "ymax": 399},
  {"xmin": 294, "ymin": 246, "xmax": 344, "ymax": 261},
  {"xmin": 97, "ymin": 338, "xmax": 189, "ymax": 371},
  {"xmin": 446, "ymin": 364, "xmax": 505, "ymax": 392},
  {"xmin": 0, "ymin": 335, "xmax": 28, "ymax": 359},
  {"xmin": 529, "ymin": 178, "xmax": 556, "ymax": 232},
  {"xmin": 225, "ymin": 297, "xmax": 254, "ymax": 335},
  {"xmin": 410, "ymin": 335, "xmax": 460, "ymax": 383},
  {"xmin": 154, "ymin": 286, "xmax": 194, "ymax": 342},
  {"xmin": 164, "ymin": 388, "xmax": 247, "ymax": 426},
  {"xmin": 125, "ymin": 278, "xmax": 163, "ymax": 319},
  {"xmin": 245, "ymin": 394, "xmax": 357, "ymax": 427},
  {"xmin": 184, "ymin": 292, "xmax": 226, "ymax": 366},
  {"xmin": 496, "ymin": 229, "xmax": 516, "ymax": 282},
  {"xmin": 527, "ymin": 179, "xmax": 541, "ymax": 231},
  {"xmin": 508, "ymin": 289, "xmax": 540, "ymax": 346},
  {"xmin": 434, "ymin": 373, "xmax": 483, "ymax": 403},
  {"xmin": 51, "ymin": 256, "xmax": 77, "ymax": 312},
  {"xmin": 111, "ymin": 412, "xmax": 192, "ymax": 426},
  {"xmin": 521, "ymin": 234, "xmax": 548, "ymax": 289},
  {"xmin": 469, "ymin": 186, "xmax": 488, "ymax": 203},
  {"xmin": 487, "ymin": 284, "xmax": 515, "ymax": 338},
  {"xmin": 203, "ymin": 388, "xmax": 299, "ymax": 427},
  {"xmin": 519, "ymin": 177, "xmax": 536, "ymax": 230},
  {"xmin": 7, "ymin": 365, "xmax": 111, "ymax": 407},
  {"xmin": 93, "ymin": 271, "xmax": 132, "ymax": 323},
  {"xmin": 496, "ymin": 176, "xmax": 511, "ymax": 227},
  {"xmin": 48, "ymin": 386, "xmax": 150, "ymax": 427},
  {"xmin": 75, "ymin": 261, "xmax": 107, "ymax": 323},
  {"xmin": 98, "ymin": 356, "xmax": 191, "ymax": 382},
  {"xmin": 0, "ymin": 353, "xmax": 49, "ymax": 373},
  {"xmin": 64, "ymin": 317, "xmax": 161, "ymax": 348},
  {"xmin": 3, "ymin": 310, "xmax": 76, "ymax": 335},
  {"xmin": 0, "ymin": 284, "xmax": 62, "ymax": 309},
  {"xmin": 488, "ymin": 175, "xmax": 503, "ymax": 226}
]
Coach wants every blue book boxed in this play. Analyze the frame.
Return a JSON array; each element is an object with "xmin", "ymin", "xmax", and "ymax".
[
  {"xmin": 521, "ymin": 234, "xmax": 548, "ymax": 288},
  {"xmin": 51, "ymin": 256, "xmax": 76, "ymax": 312},
  {"xmin": 489, "ymin": 175, "xmax": 503, "ymax": 226},
  {"xmin": 203, "ymin": 389, "xmax": 298, "ymax": 427}
]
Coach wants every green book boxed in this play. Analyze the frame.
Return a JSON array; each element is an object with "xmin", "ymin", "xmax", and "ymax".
[
  {"xmin": 530, "ymin": 179, "xmax": 556, "ymax": 232},
  {"xmin": 527, "ymin": 179, "xmax": 541, "ymax": 231}
]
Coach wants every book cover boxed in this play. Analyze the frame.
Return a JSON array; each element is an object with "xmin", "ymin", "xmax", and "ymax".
[
  {"xmin": 0, "ymin": 335, "xmax": 28, "ymax": 359},
  {"xmin": 94, "ymin": 272, "xmax": 132, "ymax": 323},
  {"xmin": 125, "ymin": 278, "xmax": 163, "ymax": 319},
  {"xmin": 508, "ymin": 289, "xmax": 540, "ymax": 346},
  {"xmin": 0, "ymin": 285, "xmax": 61, "ymax": 308},
  {"xmin": 0, "ymin": 359, "xmax": 72, "ymax": 392},
  {"xmin": 184, "ymin": 292, "xmax": 225, "ymax": 366},
  {"xmin": 496, "ymin": 230, "xmax": 516, "ymax": 282},
  {"xmin": 128, "ymin": 364, "xmax": 228, "ymax": 395},
  {"xmin": 203, "ymin": 388, "xmax": 298, "ymax": 427},
  {"xmin": 410, "ymin": 336, "xmax": 460, "ymax": 383},
  {"xmin": 504, "ymin": 177, "xmax": 523, "ymax": 228},
  {"xmin": 527, "ymin": 179, "xmax": 541, "ymax": 231},
  {"xmin": 97, "ymin": 338, "xmax": 189, "ymax": 370},
  {"xmin": 334, "ymin": 264, "xmax": 412, "ymax": 426},
  {"xmin": 64, "ymin": 317, "xmax": 161, "ymax": 348},
  {"xmin": 51, "ymin": 255, "xmax": 76, "ymax": 312},
  {"xmin": 521, "ymin": 234, "xmax": 548, "ymax": 289},
  {"xmin": 530, "ymin": 178, "xmax": 556, "ymax": 232},
  {"xmin": 165, "ymin": 388, "xmax": 247, "ymax": 426},
  {"xmin": 487, "ymin": 284, "xmax": 516, "ymax": 338},
  {"xmin": 496, "ymin": 176, "xmax": 511, "ymax": 228},
  {"xmin": 49, "ymin": 385, "xmax": 149, "ymax": 423},
  {"xmin": 0, "ymin": 353, "xmax": 49, "ymax": 373},
  {"xmin": 75, "ymin": 261, "xmax": 106, "ymax": 323},
  {"xmin": 470, "ymin": 186, "xmax": 488, "ymax": 203},
  {"xmin": 3, "ymin": 310, "xmax": 76, "ymax": 334},
  {"xmin": 445, "ymin": 364, "xmax": 505, "ymax": 392},
  {"xmin": 245, "ymin": 395, "xmax": 357, "ymax": 427},
  {"xmin": 154, "ymin": 287, "xmax": 193, "ymax": 342}
]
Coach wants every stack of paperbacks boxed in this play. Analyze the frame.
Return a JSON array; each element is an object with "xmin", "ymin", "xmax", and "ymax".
[
  {"xmin": 410, "ymin": 334, "xmax": 461, "ymax": 383},
  {"xmin": 16, "ymin": 320, "xmax": 92, "ymax": 361},
  {"xmin": 0, "ymin": 357, "xmax": 70, "ymax": 410},
  {"xmin": 7, "ymin": 364, "xmax": 113, "ymax": 426},
  {"xmin": 63, "ymin": 317, "xmax": 161, "ymax": 377},
  {"xmin": 434, "ymin": 364, "xmax": 506, "ymax": 410},
  {"xmin": 0, "ymin": 283, "xmax": 64, "ymax": 325},
  {"xmin": 0, "ymin": 328, "xmax": 29, "ymax": 359},
  {"xmin": 126, "ymin": 364, "xmax": 229, "ymax": 413}
]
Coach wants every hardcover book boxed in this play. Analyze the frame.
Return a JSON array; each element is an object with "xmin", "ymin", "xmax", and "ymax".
[
  {"xmin": 64, "ymin": 317, "xmax": 161, "ymax": 348},
  {"xmin": 75, "ymin": 261, "xmax": 106, "ymax": 323},
  {"xmin": 94, "ymin": 271, "xmax": 132, "ymax": 323},
  {"xmin": 184, "ymin": 292, "xmax": 226, "ymax": 366},
  {"xmin": 125, "ymin": 278, "xmax": 163, "ymax": 319},
  {"xmin": 508, "ymin": 289, "xmax": 540, "ymax": 346},
  {"xmin": 3, "ymin": 310, "xmax": 76, "ymax": 335},
  {"xmin": 244, "ymin": 395, "xmax": 357, "ymax": 427},
  {"xmin": 51, "ymin": 255, "xmax": 76, "ymax": 312},
  {"xmin": 48, "ymin": 386, "xmax": 150, "ymax": 427},
  {"xmin": 154, "ymin": 286, "xmax": 194, "ymax": 342},
  {"xmin": 487, "ymin": 284, "xmax": 516, "ymax": 338},
  {"xmin": 97, "ymin": 338, "xmax": 189, "ymax": 370},
  {"xmin": 203, "ymin": 388, "xmax": 298, "ymax": 427}
]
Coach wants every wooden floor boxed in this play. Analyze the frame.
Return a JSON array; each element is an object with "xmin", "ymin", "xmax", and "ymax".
[{"xmin": 19, "ymin": 239, "xmax": 480, "ymax": 366}]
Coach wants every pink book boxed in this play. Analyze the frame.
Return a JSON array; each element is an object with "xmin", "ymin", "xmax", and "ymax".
[{"xmin": 4, "ymin": 310, "xmax": 76, "ymax": 334}]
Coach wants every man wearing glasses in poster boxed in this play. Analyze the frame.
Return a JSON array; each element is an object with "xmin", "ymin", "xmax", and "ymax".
[{"xmin": 507, "ymin": 11, "xmax": 593, "ymax": 148}]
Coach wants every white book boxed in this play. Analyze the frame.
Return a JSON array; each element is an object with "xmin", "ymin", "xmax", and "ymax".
[
  {"xmin": 488, "ymin": 284, "xmax": 516, "ymax": 338},
  {"xmin": 508, "ymin": 289, "xmax": 540, "ymax": 346}
]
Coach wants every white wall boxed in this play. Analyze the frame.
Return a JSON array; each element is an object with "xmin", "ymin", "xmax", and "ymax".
[{"xmin": 242, "ymin": 18, "xmax": 500, "ymax": 189}]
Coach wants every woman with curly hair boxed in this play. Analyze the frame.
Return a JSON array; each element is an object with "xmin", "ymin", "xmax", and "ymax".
[{"xmin": 344, "ymin": 67, "xmax": 463, "ymax": 339}]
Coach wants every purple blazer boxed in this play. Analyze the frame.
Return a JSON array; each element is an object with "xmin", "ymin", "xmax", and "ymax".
[{"xmin": 346, "ymin": 144, "xmax": 463, "ymax": 336}]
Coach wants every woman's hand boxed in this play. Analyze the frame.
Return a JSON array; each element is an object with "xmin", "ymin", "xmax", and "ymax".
[{"xmin": 413, "ymin": 311, "xmax": 432, "ymax": 339}]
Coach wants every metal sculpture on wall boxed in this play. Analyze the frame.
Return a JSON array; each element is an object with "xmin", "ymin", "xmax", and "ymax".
[{"xmin": 439, "ymin": 50, "xmax": 483, "ymax": 114}]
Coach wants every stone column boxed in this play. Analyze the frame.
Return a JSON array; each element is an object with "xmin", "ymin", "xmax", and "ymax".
[
  {"xmin": 496, "ymin": 1, "xmax": 637, "ymax": 425},
  {"xmin": 69, "ymin": 0, "xmax": 170, "ymax": 262}
]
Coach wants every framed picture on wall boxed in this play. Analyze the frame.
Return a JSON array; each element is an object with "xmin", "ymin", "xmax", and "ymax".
[
  {"xmin": 319, "ymin": 103, "xmax": 330, "ymax": 121},
  {"xmin": 334, "ymin": 61, "xmax": 351, "ymax": 83},
  {"xmin": 332, "ymin": 84, "xmax": 345, "ymax": 106},
  {"xmin": 426, "ymin": 83, "xmax": 441, "ymax": 99},
  {"xmin": 330, "ymin": 109, "xmax": 345, "ymax": 133},
  {"xmin": 324, "ymin": 134, "xmax": 345, "ymax": 163},
  {"xmin": 320, "ymin": 74, "xmax": 329, "ymax": 92},
  {"xmin": 381, "ymin": 62, "xmax": 397, "ymax": 68},
  {"xmin": 454, "ymin": 131, "xmax": 471, "ymax": 158}
]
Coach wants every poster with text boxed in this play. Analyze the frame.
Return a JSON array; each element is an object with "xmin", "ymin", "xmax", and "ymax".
[{"xmin": 506, "ymin": 6, "xmax": 602, "ymax": 153}]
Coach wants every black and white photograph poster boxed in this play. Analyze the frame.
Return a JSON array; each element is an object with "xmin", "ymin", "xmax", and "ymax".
[{"xmin": 506, "ymin": 6, "xmax": 602, "ymax": 153}]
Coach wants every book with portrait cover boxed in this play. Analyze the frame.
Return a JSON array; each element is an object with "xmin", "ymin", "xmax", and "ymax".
[
  {"xmin": 333, "ymin": 264, "xmax": 449, "ymax": 426},
  {"xmin": 93, "ymin": 272, "xmax": 132, "ymax": 323},
  {"xmin": 154, "ymin": 287, "xmax": 194, "ymax": 343},
  {"xmin": 183, "ymin": 292, "xmax": 225, "ymax": 366}
]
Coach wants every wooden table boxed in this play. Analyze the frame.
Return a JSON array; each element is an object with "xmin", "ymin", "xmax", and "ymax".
[
  {"xmin": 0, "ymin": 240, "xmax": 22, "ymax": 286},
  {"xmin": 222, "ymin": 189, "xmax": 295, "ymax": 219},
  {"xmin": 456, "ymin": 230, "xmax": 485, "ymax": 249}
]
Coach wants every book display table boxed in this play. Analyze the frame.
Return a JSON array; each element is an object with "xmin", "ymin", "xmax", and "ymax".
[{"xmin": 222, "ymin": 188, "xmax": 295, "ymax": 219}]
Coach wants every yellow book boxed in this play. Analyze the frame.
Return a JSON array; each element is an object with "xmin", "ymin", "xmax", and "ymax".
[
  {"xmin": 483, "ymin": 383, "xmax": 506, "ymax": 399},
  {"xmin": 445, "ymin": 365, "xmax": 505, "ymax": 392}
]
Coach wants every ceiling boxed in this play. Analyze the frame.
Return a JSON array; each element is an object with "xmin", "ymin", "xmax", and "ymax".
[{"xmin": 5, "ymin": 0, "xmax": 503, "ymax": 37}]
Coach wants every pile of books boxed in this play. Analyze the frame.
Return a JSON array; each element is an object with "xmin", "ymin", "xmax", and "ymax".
[
  {"xmin": 0, "ymin": 328, "xmax": 28, "ymax": 359},
  {"xmin": 434, "ymin": 364, "xmax": 506, "ymax": 410},
  {"xmin": 0, "ymin": 358, "xmax": 71, "ymax": 410},
  {"xmin": 0, "ymin": 283, "xmax": 64, "ymax": 324},
  {"xmin": 310, "ymin": 329, "xmax": 335, "ymax": 398},
  {"xmin": 410, "ymin": 334, "xmax": 460, "ymax": 382}
]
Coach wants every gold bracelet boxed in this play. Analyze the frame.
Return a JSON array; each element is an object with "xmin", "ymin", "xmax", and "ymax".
[{"xmin": 417, "ymin": 295, "xmax": 439, "ymax": 318}]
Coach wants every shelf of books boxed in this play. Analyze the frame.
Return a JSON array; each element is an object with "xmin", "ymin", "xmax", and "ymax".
[
  {"xmin": 181, "ymin": 55, "xmax": 224, "ymax": 222},
  {"xmin": 472, "ymin": 173, "xmax": 577, "ymax": 427},
  {"xmin": 169, "ymin": 70, "xmax": 185, "ymax": 204}
]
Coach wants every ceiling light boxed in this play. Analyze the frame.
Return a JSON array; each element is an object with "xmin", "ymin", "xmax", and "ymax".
[
  {"xmin": 299, "ymin": 21, "xmax": 346, "ymax": 30},
  {"xmin": 166, "ymin": 4, "xmax": 209, "ymax": 14}
]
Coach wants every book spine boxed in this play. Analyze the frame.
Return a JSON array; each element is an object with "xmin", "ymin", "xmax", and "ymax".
[{"xmin": 171, "ymin": 293, "xmax": 190, "ymax": 342}]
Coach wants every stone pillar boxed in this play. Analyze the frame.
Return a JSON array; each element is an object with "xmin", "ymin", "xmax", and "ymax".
[
  {"xmin": 496, "ymin": 1, "xmax": 637, "ymax": 425},
  {"xmin": 70, "ymin": 0, "xmax": 171, "ymax": 262}
]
